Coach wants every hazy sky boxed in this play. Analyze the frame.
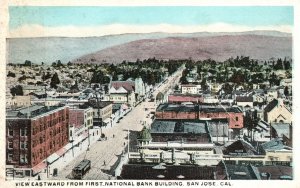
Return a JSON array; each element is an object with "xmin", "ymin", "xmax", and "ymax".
[{"xmin": 9, "ymin": 6, "xmax": 293, "ymax": 37}]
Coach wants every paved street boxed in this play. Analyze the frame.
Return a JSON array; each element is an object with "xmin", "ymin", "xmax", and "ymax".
[
  {"xmin": 47, "ymin": 68, "xmax": 183, "ymax": 180},
  {"xmin": 50, "ymin": 100, "xmax": 156, "ymax": 180}
]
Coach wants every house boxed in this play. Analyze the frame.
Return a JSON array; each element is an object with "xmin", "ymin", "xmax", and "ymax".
[
  {"xmin": 181, "ymin": 84, "xmax": 201, "ymax": 94},
  {"xmin": 236, "ymin": 96, "xmax": 253, "ymax": 108},
  {"xmin": 266, "ymin": 88, "xmax": 278, "ymax": 102},
  {"xmin": 6, "ymin": 105, "xmax": 69, "ymax": 177},
  {"xmin": 109, "ymin": 81, "xmax": 136, "ymax": 106},
  {"xmin": 264, "ymin": 99, "xmax": 292, "ymax": 124},
  {"xmin": 7, "ymin": 95, "xmax": 31, "ymax": 109}
]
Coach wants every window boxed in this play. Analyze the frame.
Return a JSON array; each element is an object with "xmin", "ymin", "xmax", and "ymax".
[
  {"xmin": 20, "ymin": 154, "xmax": 28, "ymax": 164},
  {"xmin": 20, "ymin": 141, "xmax": 27, "ymax": 149},
  {"xmin": 20, "ymin": 128, "xmax": 27, "ymax": 136},
  {"xmin": 8, "ymin": 153, "xmax": 13, "ymax": 162},
  {"xmin": 8, "ymin": 128, "xmax": 13, "ymax": 137},
  {"xmin": 235, "ymin": 125, "xmax": 239, "ymax": 127},
  {"xmin": 235, "ymin": 117, "xmax": 239, "ymax": 121},
  {"xmin": 8, "ymin": 141, "xmax": 13, "ymax": 149}
]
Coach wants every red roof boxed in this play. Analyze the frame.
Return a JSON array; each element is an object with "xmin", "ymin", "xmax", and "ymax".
[
  {"xmin": 111, "ymin": 81, "xmax": 135, "ymax": 92},
  {"xmin": 168, "ymin": 95, "xmax": 204, "ymax": 103},
  {"xmin": 32, "ymin": 161, "xmax": 47, "ymax": 174}
]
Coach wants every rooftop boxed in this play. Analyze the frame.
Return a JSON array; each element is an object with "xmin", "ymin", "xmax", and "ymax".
[
  {"xmin": 156, "ymin": 103, "xmax": 199, "ymax": 112},
  {"xmin": 119, "ymin": 164, "xmax": 216, "ymax": 180},
  {"xmin": 225, "ymin": 164, "xmax": 260, "ymax": 180},
  {"xmin": 151, "ymin": 120, "xmax": 207, "ymax": 134},
  {"xmin": 6, "ymin": 105, "xmax": 65, "ymax": 119}
]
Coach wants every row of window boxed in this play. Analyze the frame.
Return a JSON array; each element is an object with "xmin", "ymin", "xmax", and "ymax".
[
  {"xmin": 7, "ymin": 128, "xmax": 28, "ymax": 137},
  {"xmin": 7, "ymin": 153, "xmax": 28, "ymax": 164}
]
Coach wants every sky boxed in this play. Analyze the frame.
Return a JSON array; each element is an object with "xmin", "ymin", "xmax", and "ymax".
[{"xmin": 9, "ymin": 6, "xmax": 294, "ymax": 37}]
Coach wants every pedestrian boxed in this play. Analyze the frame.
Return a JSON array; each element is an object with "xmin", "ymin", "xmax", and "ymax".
[
  {"xmin": 123, "ymin": 142, "xmax": 126, "ymax": 146},
  {"xmin": 113, "ymin": 134, "xmax": 115, "ymax": 138},
  {"xmin": 103, "ymin": 160, "xmax": 106, "ymax": 166}
]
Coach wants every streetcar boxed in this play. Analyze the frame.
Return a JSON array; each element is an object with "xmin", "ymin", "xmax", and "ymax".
[{"xmin": 72, "ymin": 159, "xmax": 91, "ymax": 179}]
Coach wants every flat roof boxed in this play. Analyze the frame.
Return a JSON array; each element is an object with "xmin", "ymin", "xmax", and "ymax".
[{"xmin": 6, "ymin": 105, "xmax": 66, "ymax": 119}]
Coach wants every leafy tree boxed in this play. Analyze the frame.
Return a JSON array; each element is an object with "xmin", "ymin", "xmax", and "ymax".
[
  {"xmin": 222, "ymin": 83, "xmax": 233, "ymax": 94},
  {"xmin": 7, "ymin": 71, "xmax": 16, "ymax": 77},
  {"xmin": 50, "ymin": 72, "xmax": 60, "ymax": 88},
  {"xmin": 24, "ymin": 60, "xmax": 32, "ymax": 67},
  {"xmin": 10, "ymin": 85, "xmax": 23, "ymax": 96},
  {"xmin": 284, "ymin": 86, "xmax": 289, "ymax": 96},
  {"xmin": 201, "ymin": 78, "xmax": 208, "ymax": 91}
]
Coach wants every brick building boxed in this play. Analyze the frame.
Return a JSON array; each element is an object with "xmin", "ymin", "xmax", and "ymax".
[
  {"xmin": 6, "ymin": 105, "xmax": 69, "ymax": 176},
  {"xmin": 199, "ymin": 106, "xmax": 244, "ymax": 129},
  {"xmin": 168, "ymin": 94, "xmax": 204, "ymax": 104},
  {"xmin": 155, "ymin": 103, "xmax": 199, "ymax": 120},
  {"xmin": 155, "ymin": 103, "xmax": 243, "ymax": 129}
]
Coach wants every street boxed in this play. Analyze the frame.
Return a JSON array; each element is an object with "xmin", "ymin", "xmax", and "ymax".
[{"xmin": 49, "ymin": 68, "xmax": 183, "ymax": 180}]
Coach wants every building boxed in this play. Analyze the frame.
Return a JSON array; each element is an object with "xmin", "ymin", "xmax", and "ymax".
[
  {"xmin": 236, "ymin": 96, "xmax": 253, "ymax": 108},
  {"xmin": 6, "ymin": 95, "xmax": 31, "ymax": 109},
  {"xmin": 69, "ymin": 105, "xmax": 93, "ymax": 142},
  {"xmin": 264, "ymin": 99, "xmax": 292, "ymax": 124},
  {"xmin": 109, "ymin": 81, "xmax": 136, "ymax": 106},
  {"xmin": 155, "ymin": 103, "xmax": 243, "ymax": 129},
  {"xmin": 168, "ymin": 94, "xmax": 204, "ymax": 104},
  {"xmin": 199, "ymin": 106, "xmax": 244, "ymax": 129},
  {"xmin": 85, "ymin": 100, "xmax": 113, "ymax": 127},
  {"xmin": 181, "ymin": 84, "xmax": 201, "ymax": 94},
  {"xmin": 155, "ymin": 103, "xmax": 199, "ymax": 120},
  {"xmin": 6, "ymin": 105, "xmax": 69, "ymax": 177}
]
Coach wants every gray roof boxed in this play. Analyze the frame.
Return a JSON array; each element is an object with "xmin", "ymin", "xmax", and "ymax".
[
  {"xmin": 271, "ymin": 123, "xmax": 290, "ymax": 138},
  {"xmin": 6, "ymin": 105, "xmax": 63, "ymax": 119},
  {"xmin": 207, "ymin": 120, "xmax": 229, "ymax": 137},
  {"xmin": 151, "ymin": 120, "xmax": 207, "ymax": 134},
  {"xmin": 225, "ymin": 164, "xmax": 260, "ymax": 180},
  {"xmin": 260, "ymin": 138, "xmax": 291, "ymax": 151}
]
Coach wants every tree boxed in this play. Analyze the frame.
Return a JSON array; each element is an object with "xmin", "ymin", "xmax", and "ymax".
[
  {"xmin": 50, "ymin": 72, "xmax": 60, "ymax": 88},
  {"xmin": 24, "ymin": 60, "xmax": 32, "ymax": 67},
  {"xmin": 284, "ymin": 86, "xmax": 289, "ymax": 96},
  {"xmin": 222, "ymin": 83, "xmax": 233, "ymax": 95},
  {"xmin": 7, "ymin": 71, "xmax": 16, "ymax": 77},
  {"xmin": 10, "ymin": 85, "xmax": 23, "ymax": 96},
  {"xmin": 201, "ymin": 78, "xmax": 208, "ymax": 91}
]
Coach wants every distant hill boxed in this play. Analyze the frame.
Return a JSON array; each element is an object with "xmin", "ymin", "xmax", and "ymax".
[
  {"xmin": 73, "ymin": 35, "xmax": 292, "ymax": 64},
  {"xmin": 7, "ymin": 31, "xmax": 292, "ymax": 64}
]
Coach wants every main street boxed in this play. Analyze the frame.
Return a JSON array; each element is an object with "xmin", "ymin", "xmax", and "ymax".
[{"xmin": 49, "ymin": 66, "xmax": 184, "ymax": 180}]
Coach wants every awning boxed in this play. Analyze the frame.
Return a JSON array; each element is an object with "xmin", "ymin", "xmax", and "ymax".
[
  {"xmin": 56, "ymin": 147, "xmax": 67, "ymax": 157},
  {"xmin": 64, "ymin": 143, "xmax": 72, "ymax": 151},
  {"xmin": 47, "ymin": 153, "xmax": 60, "ymax": 164},
  {"xmin": 32, "ymin": 161, "xmax": 47, "ymax": 174}
]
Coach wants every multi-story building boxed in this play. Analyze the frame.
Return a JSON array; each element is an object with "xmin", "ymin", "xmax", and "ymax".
[
  {"xmin": 69, "ymin": 105, "xmax": 93, "ymax": 142},
  {"xmin": 155, "ymin": 103, "xmax": 244, "ymax": 129},
  {"xmin": 85, "ymin": 100, "xmax": 113, "ymax": 127},
  {"xmin": 6, "ymin": 105, "xmax": 69, "ymax": 177},
  {"xmin": 181, "ymin": 84, "xmax": 201, "ymax": 95},
  {"xmin": 168, "ymin": 94, "xmax": 204, "ymax": 104}
]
